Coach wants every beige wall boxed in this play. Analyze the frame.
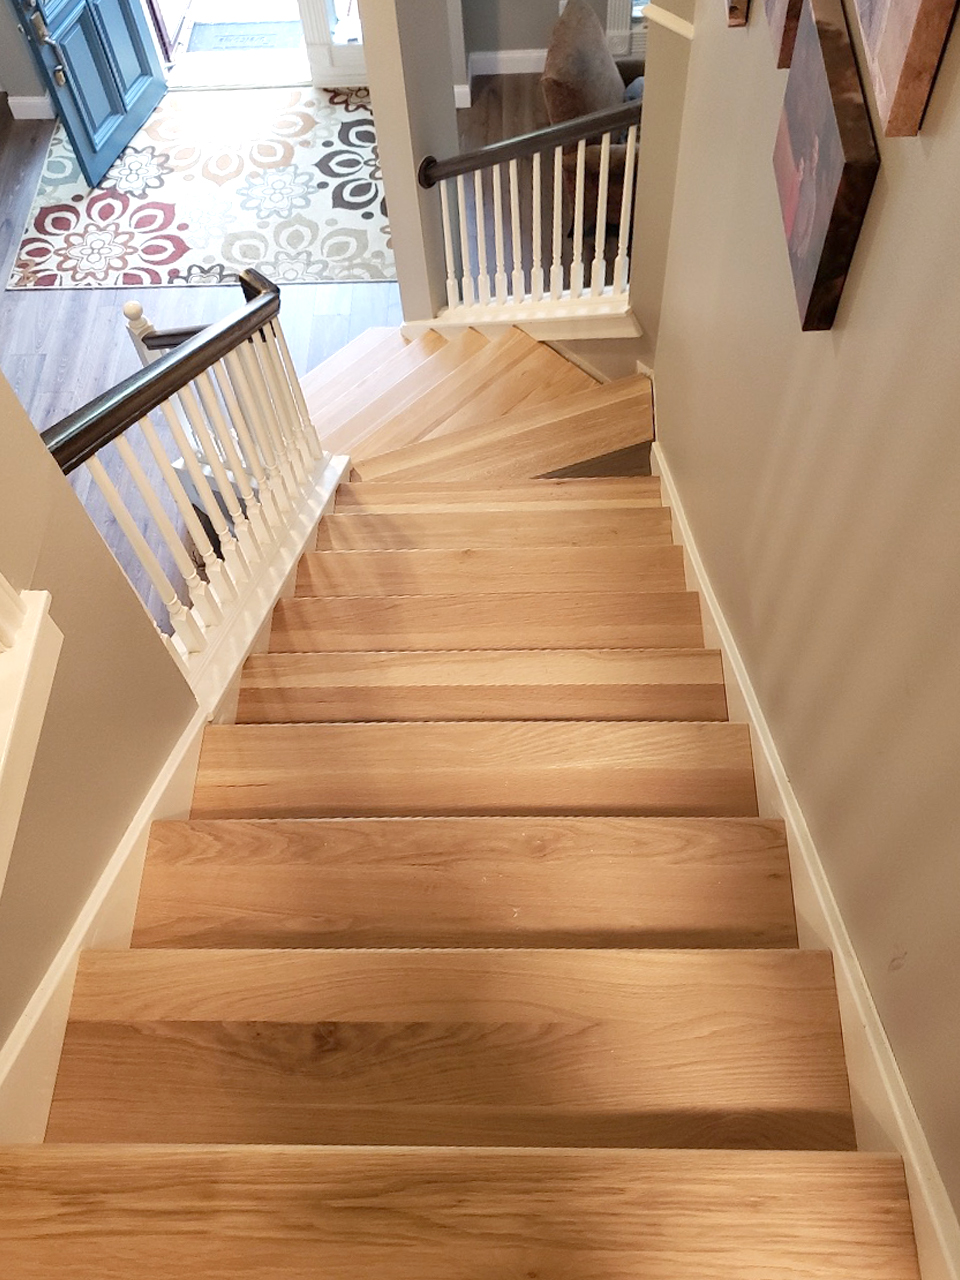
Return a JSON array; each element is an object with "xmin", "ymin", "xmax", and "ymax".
[
  {"xmin": 461, "ymin": 0, "xmax": 607, "ymax": 54},
  {"xmin": 653, "ymin": 0, "xmax": 960, "ymax": 1211},
  {"xmin": 0, "ymin": 377, "xmax": 197, "ymax": 1043}
]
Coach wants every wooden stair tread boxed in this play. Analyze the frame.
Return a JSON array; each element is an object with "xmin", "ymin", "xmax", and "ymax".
[
  {"xmin": 301, "ymin": 327, "xmax": 407, "ymax": 417},
  {"xmin": 236, "ymin": 648, "xmax": 728, "ymax": 723},
  {"xmin": 48, "ymin": 949, "xmax": 852, "ymax": 1147},
  {"xmin": 420, "ymin": 343, "xmax": 597, "ymax": 441},
  {"xmin": 334, "ymin": 476, "xmax": 663, "ymax": 512},
  {"xmin": 313, "ymin": 330, "xmax": 447, "ymax": 445},
  {"xmin": 191, "ymin": 720, "xmax": 757, "ymax": 819},
  {"xmin": 0, "ymin": 1146, "xmax": 919, "ymax": 1280},
  {"xmin": 353, "ymin": 375, "xmax": 653, "ymax": 483},
  {"xmin": 296, "ymin": 545, "xmax": 686, "ymax": 596},
  {"xmin": 270, "ymin": 590, "xmax": 705, "ymax": 652},
  {"xmin": 315, "ymin": 507, "xmax": 674, "ymax": 549},
  {"xmin": 133, "ymin": 815, "xmax": 796, "ymax": 950},
  {"xmin": 323, "ymin": 328, "xmax": 489, "ymax": 458},
  {"xmin": 360, "ymin": 327, "xmax": 540, "ymax": 451}
]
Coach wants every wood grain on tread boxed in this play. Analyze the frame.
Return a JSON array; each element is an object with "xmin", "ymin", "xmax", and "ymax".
[
  {"xmin": 314, "ymin": 508, "xmax": 674, "ymax": 550},
  {"xmin": 296, "ymin": 545, "xmax": 686, "ymax": 597},
  {"xmin": 359, "ymin": 328, "xmax": 539, "ymax": 450},
  {"xmin": 323, "ymin": 329, "xmax": 489, "ymax": 458},
  {"xmin": 334, "ymin": 476, "xmax": 663, "ymax": 512},
  {"xmin": 191, "ymin": 720, "xmax": 757, "ymax": 819},
  {"xmin": 49, "ymin": 949, "xmax": 851, "ymax": 1147},
  {"xmin": 236, "ymin": 648, "xmax": 728, "ymax": 723},
  {"xmin": 0, "ymin": 1147, "xmax": 919, "ymax": 1280},
  {"xmin": 421, "ymin": 344, "xmax": 596, "ymax": 441},
  {"xmin": 354, "ymin": 375, "xmax": 653, "ymax": 483},
  {"xmin": 270, "ymin": 590, "xmax": 704, "ymax": 652},
  {"xmin": 133, "ymin": 816, "xmax": 795, "ymax": 949},
  {"xmin": 301, "ymin": 328, "xmax": 408, "ymax": 419}
]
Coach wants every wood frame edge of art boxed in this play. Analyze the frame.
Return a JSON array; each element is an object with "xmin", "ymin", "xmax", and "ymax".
[
  {"xmin": 728, "ymin": 0, "xmax": 752, "ymax": 29},
  {"xmin": 851, "ymin": 0, "xmax": 960, "ymax": 133}
]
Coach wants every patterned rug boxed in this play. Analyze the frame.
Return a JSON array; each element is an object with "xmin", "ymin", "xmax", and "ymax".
[{"xmin": 8, "ymin": 86, "xmax": 395, "ymax": 289}]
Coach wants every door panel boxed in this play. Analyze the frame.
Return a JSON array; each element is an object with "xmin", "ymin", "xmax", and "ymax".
[{"xmin": 15, "ymin": 0, "xmax": 166, "ymax": 187}]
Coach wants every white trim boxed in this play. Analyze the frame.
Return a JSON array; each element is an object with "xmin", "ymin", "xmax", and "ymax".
[
  {"xmin": 606, "ymin": 0, "xmax": 634, "ymax": 54},
  {"xmin": 7, "ymin": 94, "xmax": 54, "ymax": 120},
  {"xmin": 454, "ymin": 83, "xmax": 472, "ymax": 109},
  {"xmin": 652, "ymin": 440, "xmax": 960, "ymax": 1280},
  {"xmin": 468, "ymin": 49, "xmax": 548, "ymax": 78},
  {"xmin": 0, "ymin": 592, "xmax": 63, "ymax": 900},
  {"xmin": 640, "ymin": 4, "xmax": 695, "ymax": 40},
  {"xmin": 402, "ymin": 297, "xmax": 643, "ymax": 343},
  {"xmin": 0, "ymin": 710, "xmax": 206, "ymax": 1141}
]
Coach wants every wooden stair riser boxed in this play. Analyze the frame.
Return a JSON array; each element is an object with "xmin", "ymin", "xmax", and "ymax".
[
  {"xmin": 236, "ymin": 649, "xmax": 728, "ymax": 723},
  {"xmin": 0, "ymin": 1147, "xmax": 920, "ymax": 1280},
  {"xmin": 191, "ymin": 721, "xmax": 759, "ymax": 820},
  {"xmin": 315, "ymin": 508, "xmax": 674, "ymax": 550},
  {"xmin": 133, "ymin": 816, "xmax": 797, "ymax": 950},
  {"xmin": 48, "ymin": 950, "xmax": 853, "ymax": 1149},
  {"xmin": 270, "ymin": 592, "xmax": 705, "ymax": 652},
  {"xmin": 333, "ymin": 477, "xmax": 664, "ymax": 512},
  {"xmin": 296, "ymin": 546, "xmax": 687, "ymax": 597}
]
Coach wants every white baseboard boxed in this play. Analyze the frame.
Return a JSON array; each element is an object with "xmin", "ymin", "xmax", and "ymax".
[
  {"xmin": 0, "ymin": 710, "xmax": 206, "ymax": 1142},
  {"xmin": 467, "ymin": 49, "xmax": 548, "ymax": 78},
  {"xmin": 8, "ymin": 94, "xmax": 54, "ymax": 120},
  {"xmin": 652, "ymin": 440, "xmax": 960, "ymax": 1280},
  {"xmin": 454, "ymin": 83, "xmax": 472, "ymax": 109}
]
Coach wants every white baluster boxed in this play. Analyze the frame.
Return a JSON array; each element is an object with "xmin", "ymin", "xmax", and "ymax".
[
  {"xmin": 156, "ymin": 398, "xmax": 242, "ymax": 600},
  {"xmin": 252, "ymin": 333, "xmax": 310, "ymax": 489},
  {"xmin": 113, "ymin": 432, "xmax": 221, "ymax": 631},
  {"xmin": 176, "ymin": 382, "xmax": 257, "ymax": 575},
  {"xmin": 210, "ymin": 357, "xmax": 285, "ymax": 529},
  {"xmin": 122, "ymin": 300, "xmax": 156, "ymax": 367},
  {"xmin": 551, "ymin": 144, "xmax": 564, "ymax": 300},
  {"xmin": 613, "ymin": 122, "xmax": 639, "ymax": 296},
  {"xmin": 455, "ymin": 175, "xmax": 475, "ymax": 307},
  {"xmin": 508, "ymin": 158, "xmax": 525, "ymax": 301},
  {"xmin": 223, "ymin": 346, "xmax": 296, "ymax": 520},
  {"xmin": 474, "ymin": 168, "xmax": 491, "ymax": 305},
  {"xmin": 590, "ymin": 132, "xmax": 612, "ymax": 296},
  {"xmin": 136, "ymin": 415, "xmax": 234, "ymax": 613},
  {"xmin": 271, "ymin": 319, "xmax": 327, "ymax": 464},
  {"xmin": 531, "ymin": 151, "xmax": 544, "ymax": 302},
  {"xmin": 260, "ymin": 323, "xmax": 314, "ymax": 474},
  {"xmin": 439, "ymin": 180, "xmax": 461, "ymax": 309},
  {"xmin": 86, "ymin": 454, "xmax": 205, "ymax": 656},
  {"xmin": 0, "ymin": 573, "xmax": 26, "ymax": 652},
  {"xmin": 570, "ymin": 138, "xmax": 587, "ymax": 299},
  {"xmin": 238, "ymin": 338, "xmax": 306, "ymax": 497},
  {"xmin": 195, "ymin": 368, "xmax": 270, "ymax": 553},
  {"xmin": 492, "ymin": 163, "xmax": 508, "ymax": 305}
]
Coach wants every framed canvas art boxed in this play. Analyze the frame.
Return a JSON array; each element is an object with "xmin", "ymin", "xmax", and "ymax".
[
  {"xmin": 765, "ymin": 0, "xmax": 803, "ymax": 64},
  {"xmin": 773, "ymin": 0, "xmax": 880, "ymax": 329},
  {"xmin": 850, "ymin": 0, "xmax": 959, "ymax": 132}
]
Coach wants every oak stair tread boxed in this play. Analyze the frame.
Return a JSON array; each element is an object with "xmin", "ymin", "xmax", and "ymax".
[
  {"xmin": 296, "ymin": 545, "xmax": 686, "ymax": 596},
  {"xmin": 47, "ymin": 948, "xmax": 852, "ymax": 1148},
  {"xmin": 334, "ymin": 476, "xmax": 663, "ymax": 512},
  {"xmin": 300, "ymin": 326, "xmax": 410, "ymax": 415},
  {"xmin": 0, "ymin": 1146, "xmax": 920, "ymax": 1280},
  {"xmin": 236, "ymin": 647, "xmax": 728, "ymax": 723},
  {"xmin": 191, "ymin": 719, "xmax": 758, "ymax": 819},
  {"xmin": 314, "ymin": 507, "xmax": 674, "ymax": 549},
  {"xmin": 132, "ymin": 815, "xmax": 797, "ymax": 950},
  {"xmin": 353, "ymin": 374, "xmax": 653, "ymax": 483},
  {"xmin": 270, "ymin": 589, "xmax": 705, "ymax": 651}
]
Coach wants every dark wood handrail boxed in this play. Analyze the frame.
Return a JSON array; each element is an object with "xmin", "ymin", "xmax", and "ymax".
[
  {"xmin": 418, "ymin": 100, "xmax": 642, "ymax": 189},
  {"xmin": 41, "ymin": 269, "xmax": 281, "ymax": 475},
  {"xmin": 141, "ymin": 325, "xmax": 205, "ymax": 351}
]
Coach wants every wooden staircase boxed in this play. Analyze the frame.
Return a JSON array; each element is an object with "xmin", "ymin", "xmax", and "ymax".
[{"xmin": 2, "ymin": 330, "xmax": 920, "ymax": 1277}]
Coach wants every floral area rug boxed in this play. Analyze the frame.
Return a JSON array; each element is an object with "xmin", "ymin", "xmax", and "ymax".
[{"xmin": 8, "ymin": 86, "xmax": 395, "ymax": 288}]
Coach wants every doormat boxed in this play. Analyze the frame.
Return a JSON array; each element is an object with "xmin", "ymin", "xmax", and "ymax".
[
  {"xmin": 8, "ymin": 86, "xmax": 395, "ymax": 289},
  {"xmin": 187, "ymin": 22, "xmax": 304, "ymax": 52}
]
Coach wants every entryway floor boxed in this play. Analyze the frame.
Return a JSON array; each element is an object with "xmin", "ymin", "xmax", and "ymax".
[{"xmin": 166, "ymin": 0, "xmax": 310, "ymax": 90}]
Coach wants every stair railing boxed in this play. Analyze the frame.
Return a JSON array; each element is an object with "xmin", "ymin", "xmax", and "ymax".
[
  {"xmin": 418, "ymin": 100, "xmax": 642, "ymax": 324},
  {"xmin": 41, "ymin": 269, "xmax": 344, "ymax": 703}
]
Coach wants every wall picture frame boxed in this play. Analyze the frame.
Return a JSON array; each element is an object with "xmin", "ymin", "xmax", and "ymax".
[
  {"xmin": 849, "ymin": 0, "xmax": 960, "ymax": 133},
  {"xmin": 773, "ymin": 0, "xmax": 880, "ymax": 329},
  {"xmin": 764, "ymin": 0, "xmax": 804, "ymax": 64}
]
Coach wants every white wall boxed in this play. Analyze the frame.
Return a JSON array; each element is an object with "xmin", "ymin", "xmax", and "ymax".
[
  {"xmin": 651, "ymin": 0, "xmax": 960, "ymax": 1217},
  {"xmin": 0, "ymin": 375, "xmax": 197, "ymax": 1045},
  {"xmin": 460, "ymin": 0, "xmax": 608, "ymax": 54}
]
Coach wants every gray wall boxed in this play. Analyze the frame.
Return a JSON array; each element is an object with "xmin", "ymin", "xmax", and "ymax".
[
  {"xmin": 0, "ymin": 2, "xmax": 44, "ymax": 97},
  {"xmin": 461, "ymin": 0, "xmax": 607, "ymax": 54},
  {"xmin": 652, "ymin": 0, "xmax": 960, "ymax": 1213},
  {"xmin": 0, "ymin": 376, "xmax": 197, "ymax": 1043}
]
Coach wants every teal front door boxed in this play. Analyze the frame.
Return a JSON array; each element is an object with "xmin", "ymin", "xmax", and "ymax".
[{"xmin": 13, "ymin": 0, "xmax": 167, "ymax": 186}]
